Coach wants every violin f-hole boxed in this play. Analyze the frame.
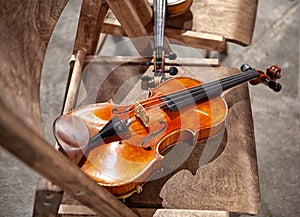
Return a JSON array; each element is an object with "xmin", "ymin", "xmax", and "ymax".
[{"xmin": 142, "ymin": 120, "xmax": 167, "ymax": 150}]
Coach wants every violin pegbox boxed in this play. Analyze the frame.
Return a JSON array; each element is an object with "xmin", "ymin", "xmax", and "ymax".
[{"xmin": 241, "ymin": 64, "xmax": 282, "ymax": 92}]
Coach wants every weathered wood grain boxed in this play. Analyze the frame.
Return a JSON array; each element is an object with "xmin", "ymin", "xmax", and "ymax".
[
  {"xmin": 106, "ymin": 0, "xmax": 153, "ymax": 55},
  {"xmin": 0, "ymin": 0, "xmax": 69, "ymax": 134},
  {"xmin": 0, "ymin": 103, "xmax": 137, "ymax": 217},
  {"xmin": 0, "ymin": 1, "xmax": 138, "ymax": 216},
  {"xmin": 33, "ymin": 178, "xmax": 63, "ymax": 216},
  {"xmin": 154, "ymin": 209, "xmax": 229, "ymax": 217},
  {"xmin": 102, "ymin": 18, "xmax": 226, "ymax": 52},
  {"xmin": 190, "ymin": 0, "xmax": 258, "ymax": 46},
  {"xmin": 73, "ymin": 0, "xmax": 109, "ymax": 55}
]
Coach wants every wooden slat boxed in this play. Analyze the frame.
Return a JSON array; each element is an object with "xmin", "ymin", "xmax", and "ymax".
[
  {"xmin": 63, "ymin": 49, "xmax": 85, "ymax": 114},
  {"xmin": 102, "ymin": 18, "xmax": 226, "ymax": 52},
  {"xmin": 0, "ymin": 104, "xmax": 138, "ymax": 217},
  {"xmin": 164, "ymin": 29, "xmax": 226, "ymax": 52},
  {"xmin": 58, "ymin": 205, "xmax": 97, "ymax": 216},
  {"xmin": 0, "ymin": 0, "xmax": 69, "ymax": 134},
  {"xmin": 190, "ymin": 0, "xmax": 258, "ymax": 46},
  {"xmin": 33, "ymin": 178, "xmax": 63, "ymax": 216},
  {"xmin": 83, "ymin": 55, "xmax": 219, "ymax": 67},
  {"xmin": 73, "ymin": 0, "xmax": 109, "ymax": 55},
  {"xmin": 154, "ymin": 209, "xmax": 229, "ymax": 217},
  {"xmin": 106, "ymin": 0, "xmax": 153, "ymax": 55},
  {"xmin": 106, "ymin": 0, "xmax": 152, "ymax": 37}
]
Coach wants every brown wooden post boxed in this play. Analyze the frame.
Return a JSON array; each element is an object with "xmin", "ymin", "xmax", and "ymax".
[{"xmin": 0, "ymin": 104, "xmax": 138, "ymax": 217}]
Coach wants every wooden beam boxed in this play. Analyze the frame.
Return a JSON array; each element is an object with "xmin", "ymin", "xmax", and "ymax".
[
  {"xmin": 33, "ymin": 178, "xmax": 63, "ymax": 216},
  {"xmin": 164, "ymin": 29, "xmax": 226, "ymax": 53},
  {"xmin": 106, "ymin": 0, "xmax": 153, "ymax": 55},
  {"xmin": 83, "ymin": 55, "xmax": 219, "ymax": 67},
  {"xmin": 153, "ymin": 209, "xmax": 229, "ymax": 217},
  {"xmin": 63, "ymin": 49, "xmax": 85, "ymax": 114},
  {"xmin": 73, "ymin": 0, "xmax": 109, "ymax": 55},
  {"xmin": 0, "ymin": 104, "xmax": 138, "ymax": 217},
  {"xmin": 102, "ymin": 18, "xmax": 227, "ymax": 52}
]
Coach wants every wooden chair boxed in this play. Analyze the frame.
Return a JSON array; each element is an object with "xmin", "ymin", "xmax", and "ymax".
[{"xmin": 0, "ymin": 0, "xmax": 259, "ymax": 216}]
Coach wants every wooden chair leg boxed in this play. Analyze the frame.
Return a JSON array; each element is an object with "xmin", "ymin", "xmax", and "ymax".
[{"xmin": 33, "ymin": 178, "xmax": 63, "ymax": 217}]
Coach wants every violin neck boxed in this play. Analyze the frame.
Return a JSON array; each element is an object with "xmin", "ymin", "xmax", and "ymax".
[
  {"xmin": 160, "ymin": 69, "xmax": 260, "ymax": 111},
  {"xmin": 153, "ymin": 0, "xmax": 167, "ymax": 68}
]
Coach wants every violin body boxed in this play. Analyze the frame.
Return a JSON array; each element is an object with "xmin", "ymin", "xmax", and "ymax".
[{"xmin": 58, "ymin": 77, "xmax": 227, "ymax": 197}]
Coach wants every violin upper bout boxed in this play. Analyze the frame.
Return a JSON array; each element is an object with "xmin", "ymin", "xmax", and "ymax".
[{"xmin": 151, "ymin": 76, "xmax": 203, "ymax": 97}]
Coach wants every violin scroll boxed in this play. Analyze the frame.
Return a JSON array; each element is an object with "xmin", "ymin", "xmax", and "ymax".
[{"xmin": 241, "ymin": 64, "xmax": 282, "ymax": 92}]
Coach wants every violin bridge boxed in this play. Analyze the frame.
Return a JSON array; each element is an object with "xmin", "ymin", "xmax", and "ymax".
[{"xmin": 134, "ymin": 102, "xmax": 149, "ymax": 127}]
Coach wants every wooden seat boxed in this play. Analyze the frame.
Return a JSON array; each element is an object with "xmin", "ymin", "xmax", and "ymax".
[{"xmin": 0, "ymin": 0, "xmax": 260, "ymax": 216}]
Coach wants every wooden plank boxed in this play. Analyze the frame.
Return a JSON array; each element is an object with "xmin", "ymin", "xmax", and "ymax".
[
  {"xmin": 83, "ymin": 55, "xmax": 219, "ymax": 67},
  {"xmin": 102, "ymin": 18, "xmax": 126, "ymax": 37},
  {"xmin": 154, "ymin": 209, "xmax": 229, "ymax": 217},
  {"xmin": 58, "ymin": 205, "xmax": 159, "ymax": 217},
  {"xmin": 63, "ymin": 49, "xmax": 85, "ymax": 114},
  {"xmin": 164, "ymin": 29, "xmax": 226, "ymax": 52},
  {"xmin": 33, "ymin": 178, "xmax": 63, "ymax": 216},
  {"xmin": 102, "ymin": 18, "xmax": 226, "ymax": 52},
  {"xmin": 58, "ymin": 204, "xmax": 97, "ymax": 216},
  {"xmin": 189, "ymin": 0, "xmax": 258, "ymax": 46},
  {"xmin": 73, "ymin": 0, "xmax": 109, "ymax": 55},
  {"xmin": 0, "ymin": 104, "xmax": 138, "ymax": 217},
  {"xmin": 0, "ymin": 0, "xmax": 69, "ymax": 134},
  {"xmin": 106, "ymin": 0, "xmax": 152, "ymax": 36},
  {"xmin": 95, "ymin": 33, "xmax": 108, "ymax": 54},
  {"xmin": 106, "ymin": 0, "xmax": 153, "ymax": 55}
]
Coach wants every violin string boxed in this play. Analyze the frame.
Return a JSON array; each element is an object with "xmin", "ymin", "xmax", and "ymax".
[
  {"xmin": 139, "ymin": 70, "xmax": 259, "ymax": 111},
  {"xmin": 140, "ymin": 71, "xmax": 258, "ymax": 110},
  {"xmin": 160, "ymin": 71, "xmax": 259, "ymax": 110}
]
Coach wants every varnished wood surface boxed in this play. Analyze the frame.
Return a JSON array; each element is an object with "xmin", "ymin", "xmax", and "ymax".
[
  {"xmin": 57, "ymin": 77, "xmax": 227, "ymax": 196},
  {"xmin": 159, "ymin": 68, "xmax": 260, "ymax": 214},
  {"xmin": 64, "ymin": 64, "xmax": 260, "ymax": 214},
  {"xmin": 123, "ymin": 68, "xmax": 259, "ymax": 215}
]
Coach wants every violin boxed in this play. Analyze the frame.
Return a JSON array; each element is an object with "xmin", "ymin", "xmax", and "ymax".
[{"xmin": 54, "ymin": 64, "xmax": 282, "ymax": 197}]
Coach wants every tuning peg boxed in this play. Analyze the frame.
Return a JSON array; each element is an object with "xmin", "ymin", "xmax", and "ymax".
[
  {"xmin": 165, "ymin": 52, "xmax": 177, "ymax": 60},
  {"xmin": 240, "ymin": 64, "xmax": 253, "ymax": 72},
  {"xmin": 164, "ymin": 66, "xmax": 178, "ymax": 76}
]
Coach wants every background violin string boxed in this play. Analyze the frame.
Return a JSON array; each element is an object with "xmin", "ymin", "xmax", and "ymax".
[{"xmin": 0, "ymin": 0, "xmax": 299, "ymax": 216}]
